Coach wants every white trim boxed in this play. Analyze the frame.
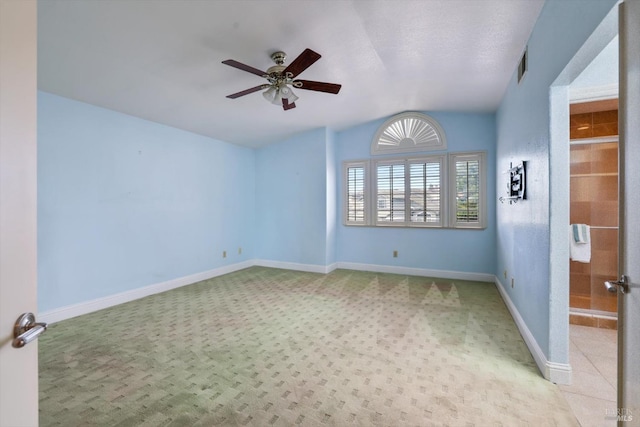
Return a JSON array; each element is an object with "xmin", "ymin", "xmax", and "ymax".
[
  {"xmin": 253, "ymin": 259, "xmax": 337, "ymax": 274},
  {"xmin": 343, "ymin": 160, "xmax": 371, "ymax": 226},
  {"xmin": 494, "ymin": 277, "xmax": 572, "ymax": 385},
  {"xmin": 336, "ymin": 261, "xmax": 494, "ymax": 283},
  {"xmin": 40, "ymin": 261, "xmax": 254, "ymax": 324},
  {"xmin": 545, "ymin": 362, "xmax": 573, "ymax": 385},
  {"xmin": 569, "ymin": 83, "xmax": 618, "ymax": 103},
  {"xmin": 449, "ymin": 151, "xmax": 487, "ymax": 229},
  {"xmin": 570, "ymin": 135, "xmax": 619, "ymax": 145},
  {"xmin": 38, "ymin": 260, "xmax": 494, "ymax": 324}
]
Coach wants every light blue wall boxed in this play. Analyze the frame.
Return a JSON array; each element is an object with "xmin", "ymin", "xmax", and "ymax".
[
  {"xmin": 38, "ymin": 91, "xmax": 255, "ymax": 312},
  {"xmin": 496, "ymin": 0, "xmax": 617, "ymax": 359},
  {"xmin": 325, "ymin": 129, "xmax": 338, "ymax": 266},
  {"xmin": 254, "ymin": 128, "xmax": 329, "ymax": 266},
  {"xmin": 335, "ymin": 112, "xmax": 497, "ymax": 274},
  {"xmin": 572, "ymin": 36, "xmax": 618, "ymax": 89}
]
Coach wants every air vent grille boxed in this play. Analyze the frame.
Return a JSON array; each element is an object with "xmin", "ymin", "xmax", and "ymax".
[{"xmin": 518, "ymin": 47, "xmax": 528, "ymax": 84}]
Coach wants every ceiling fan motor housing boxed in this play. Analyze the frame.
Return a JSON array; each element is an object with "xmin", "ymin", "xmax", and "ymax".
[
  {"xmin": 266, "ymin": 52, "xmax": 290, "ymax": 86},
  {"xmin": 271, "ymin": 51, "xmax": 286, "ymax": 65}
]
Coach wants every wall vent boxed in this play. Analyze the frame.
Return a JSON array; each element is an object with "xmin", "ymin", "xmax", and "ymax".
[{"xmin": 518, "ymin": 47, "xmax": 528, "ymax": 84}]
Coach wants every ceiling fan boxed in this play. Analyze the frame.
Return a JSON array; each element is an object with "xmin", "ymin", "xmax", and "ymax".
[{"xmin": 222, "ymin": 48, "xmax": 342, "ymax": 111}]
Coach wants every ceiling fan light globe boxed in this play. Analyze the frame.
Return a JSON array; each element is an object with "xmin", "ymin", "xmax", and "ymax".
[
  {"xmin": 280, "ymin": 85, "xmax": 299, "ymax": 103},
  {"xmin": 263, "ymin": 86, "xmax": 278, "ymax": 103},
  {"xmin": 271, "ymin": 89, "xmax": 283, "ymax": 105},
  {"xmin": 288, "ymin": 92, "xmax": 299, "ymax": 103}
]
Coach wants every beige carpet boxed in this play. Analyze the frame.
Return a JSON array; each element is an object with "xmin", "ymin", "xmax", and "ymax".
[{"xmin": 39, "ymin": 267, "xmax": 578, "ymax": 426}]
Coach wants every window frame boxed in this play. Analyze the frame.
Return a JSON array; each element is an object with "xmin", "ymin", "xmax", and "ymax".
[
  {"xmin": 373, "ymin": 155, "xmax": 446, "ymax": 228},
  {"xmin": 448, "ymin": 151, "xmax": 487, "ymax": 229},
  {"xmin": 342, "ymin": 151, "xmax": 487, "ymax": 230},
  {"xmin": 371, "ymin": 112, "xmax": 447, "ymax": 156},
  {"xmin": 343, "ymin": 160, "xmax": 371, "ymax": 226}
]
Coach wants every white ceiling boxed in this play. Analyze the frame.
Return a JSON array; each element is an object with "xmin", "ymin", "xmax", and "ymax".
[{"xmin": 38, "ymin": 0, "xmax": 545, "ymax": 148}]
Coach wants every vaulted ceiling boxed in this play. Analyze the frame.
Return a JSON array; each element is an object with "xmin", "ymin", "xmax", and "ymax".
[{"xmin": 38, "ymin": 0, "xmax": 545, "ymax": 148}]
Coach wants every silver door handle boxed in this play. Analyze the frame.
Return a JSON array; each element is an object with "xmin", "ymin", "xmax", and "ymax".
[
  {"xmin": 12, "ymin": 312, "xmax": 47, "ymax": 348},
  {"xmin": 604, "ymin": 275, "xmax": 629, "ymax": 294}
]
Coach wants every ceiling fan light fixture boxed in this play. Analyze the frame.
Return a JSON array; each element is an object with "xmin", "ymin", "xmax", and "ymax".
[{"xmin": 265, "ymin": 84, "xmax": 299, "ymax": 106}]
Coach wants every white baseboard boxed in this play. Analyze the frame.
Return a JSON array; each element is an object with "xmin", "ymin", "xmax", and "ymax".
[
  {"xmin": 336, "ymin": 261, "xmax": 495, "ymax": 283},
  {"xmin": 494, "ymin": 277, "xmax": 572, "ymax": 385},
  {"xmin": 253, "ymin": 259, "xmax": 337, "ymax": 274},
  {"xmin": 46, "ymin": 259, "xmax": 483, "ymax": 324},
  {"xmin": 40, "ymin": 261, "xmax": 254, "ymax": 324}
]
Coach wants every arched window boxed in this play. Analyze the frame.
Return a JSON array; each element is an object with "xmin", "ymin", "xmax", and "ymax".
[
  {"xmin": 346, "ymin": 112, "xmax": 485, "ymax": 229},
  {"xmin": 371, "ymin": 112, "xmax": 447, "ymax": 155}
]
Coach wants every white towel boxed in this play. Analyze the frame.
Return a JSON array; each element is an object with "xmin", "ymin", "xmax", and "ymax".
[
  {"xmin": 570, "ymin": 224, "xmax": 591, "ymax": 263},
  {"xmin": 572, "ymin": 224, "xmax": 589, "ymax": 244}
]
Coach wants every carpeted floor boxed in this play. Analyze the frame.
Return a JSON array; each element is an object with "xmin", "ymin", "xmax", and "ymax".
[{"xmin": 39, "ymin": 267, "xmax": 578, "ymax": 426}]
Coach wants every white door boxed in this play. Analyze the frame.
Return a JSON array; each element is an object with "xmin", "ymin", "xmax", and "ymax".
[
  {"xmin": 0, "ymin": 1, "xmax": 39, "ymax": 426},
  {"xmin": 617, "ymin": 0, "xmax": 640, "ymax": 422}
]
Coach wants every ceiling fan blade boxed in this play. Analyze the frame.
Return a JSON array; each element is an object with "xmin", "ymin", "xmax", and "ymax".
[
  {"xmin": 222, "ymin": 59, "xmax": 267, "ymax": 77},
  {"xmin": 282, "ymin": 98, "xmax": 296, "ymax": 111},
  {"xmin": 226, "ymin": 85, "xmax": 267, "ymax": 99},
  {"xmin": 282, "ymin": 48, "xmax": 321, "ymax": 78},
  {"xmin": 294, "ymin": 80, "xmax": 342, "ymax": 94}
]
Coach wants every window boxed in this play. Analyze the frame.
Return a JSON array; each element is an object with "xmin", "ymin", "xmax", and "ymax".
[
  {"xmin": 409, "ymin": 158, "xmax": 443, "ymax": 225},
  {"xmin": 344, "ymin": 161, "xmax": 368, "ymax": 225},
  {"xmin": 376, "ymin": 162, "xmax": 405, "ymax": 223},
  {"xmin": 450, "ymin": 152, "xmax": 486, "ymax": 228},
  {"xmin": 374, "ymin": 156, "xmax": 444, "ymax": 227},
  {"xmin": 345, "ymin": 113, "xmax": 485, "ymax": 229},
  {"xmin": 343, "ymin": 152, "xmax": 485, "ymax": 229},
  {"xmin": 371, "ymin": 112, "xmax": 447, "ymax": 155}
]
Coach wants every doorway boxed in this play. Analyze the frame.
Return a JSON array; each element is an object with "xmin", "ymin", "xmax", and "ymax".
[
  {"xmin": 562, "ymin": 97, "xmax": 619, "ymax": 425},
  {"xmin": 568, "ymin": 98, "xmax": 619, "ymax": 325},
  {"xmin": 548, "ymin": 11, "xmax": 620, "ymax": 425}
]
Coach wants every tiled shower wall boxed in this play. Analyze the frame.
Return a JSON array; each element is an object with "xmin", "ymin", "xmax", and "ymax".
[{"xmin": 569, "ymin": 104, "xmax": 618, "ymax": 327}]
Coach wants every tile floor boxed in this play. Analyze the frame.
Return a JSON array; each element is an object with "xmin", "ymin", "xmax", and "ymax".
[{"xmin": 560, "ymin": 324, "xmax": 618, "ymax": 427}]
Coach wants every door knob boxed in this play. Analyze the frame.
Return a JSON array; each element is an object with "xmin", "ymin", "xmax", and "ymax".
[
  {"xmin": 604, "ymin": 275, "xmax": 629, "ymax": 294},
  {"xmin": 12, "ymin": 312, "xmax": 47, "ymax": 348}
]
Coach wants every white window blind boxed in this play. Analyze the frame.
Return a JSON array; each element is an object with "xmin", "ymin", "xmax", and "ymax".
[
  {"xmin": 409, "ymin": 158, "xmax": 443, "ymax": 226},
  {"xmin": 344, "ymin": 162, "xmax": 367, "ymax": 225},
  {"xmin": 376, "ymin": 163, "xmax": 406, "ymax": 223},
  {"xmin": 374, "ymin": 156, "xmax": 444, "ymax": 227},
  {"xmin": 371, "ymin": 112, "xmax": 447, "ymax": 155},
  {"xmin": 450, "ymin": 152, "xmax": 486, "ymax": 228}
]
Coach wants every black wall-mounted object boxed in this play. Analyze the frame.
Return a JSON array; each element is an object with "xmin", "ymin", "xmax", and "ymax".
[{"xmin": 499, "ymin": 161, "xmax": 526, "ymax": 204}]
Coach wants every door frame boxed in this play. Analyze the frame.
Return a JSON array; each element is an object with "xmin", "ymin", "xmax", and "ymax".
[{"xmin": 548, "ymin": 3, "xmax": 620, "ymax": 385}]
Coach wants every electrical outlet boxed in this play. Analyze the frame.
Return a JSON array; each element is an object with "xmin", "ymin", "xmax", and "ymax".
[
  {"xmin": 238, "ymin": 247, "xmax": 242, "ymax": 255},
  {"xmin": 393, "ymin": 250, "xmax": 398, "ymax": 258},
  {"xmin": 223, "ymin": 251, "xmax": 227, "ymax": 258},
  {"xmin": 511, "ymin": 277, "xmax": 515, "ymax": 288},
  {"xmin": 504, "ymin": 270, "xmax": 507, "ymax": 279}
]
